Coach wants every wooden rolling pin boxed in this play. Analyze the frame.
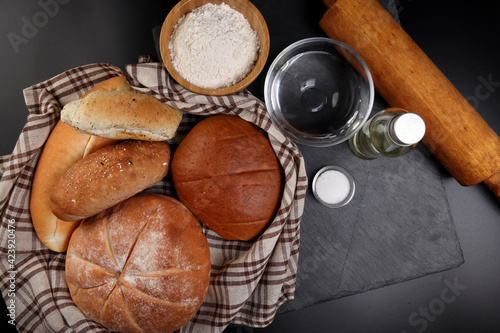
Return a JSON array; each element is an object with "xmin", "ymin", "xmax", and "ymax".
[{"xmin": 319, "ymin": 0, "xmax": 500, "ymax": 201}]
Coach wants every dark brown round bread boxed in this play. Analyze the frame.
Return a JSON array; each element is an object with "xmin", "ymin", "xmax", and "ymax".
[
  {"xmin": 171, "ymin": 115, "xmax": 284, "ymax": 241},
  {"xmin": 65, "ymin": 193, "xmax": 211, "ymax": 333}
]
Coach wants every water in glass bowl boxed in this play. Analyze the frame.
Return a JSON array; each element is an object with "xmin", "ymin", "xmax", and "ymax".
[{"xmin": 268, "ymin": 50, "xmax": 362, "ymax": 136}]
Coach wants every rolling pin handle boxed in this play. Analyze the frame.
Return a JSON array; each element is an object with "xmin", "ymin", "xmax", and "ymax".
[
  {"xmin": 322, "ymin": 0, "xmax": 337, "ymax": 8},
  {"xmin": 483, "ymin": 171, "xmax": 500, "ymax": 202}
]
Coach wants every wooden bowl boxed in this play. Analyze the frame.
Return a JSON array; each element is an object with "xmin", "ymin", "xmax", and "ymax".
[{"xmin": 159, "ymin": 0, "xmax": 270, "ymax": 96}]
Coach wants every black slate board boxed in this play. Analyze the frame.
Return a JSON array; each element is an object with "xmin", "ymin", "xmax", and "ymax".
[{"xmin": 279, "ymin": 140, "xmax": 464, "ymax": 313}]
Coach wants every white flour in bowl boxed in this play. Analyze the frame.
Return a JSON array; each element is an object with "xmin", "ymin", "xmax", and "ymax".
[{"xmin": 169, "ymin": 3, "xmax": 260, "ymax": 90}]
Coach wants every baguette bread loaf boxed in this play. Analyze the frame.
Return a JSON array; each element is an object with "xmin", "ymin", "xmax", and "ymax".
[
  {"xmin": 30, "ymin": 76, "xmax": 131, "ymax": 252},
  {"xmin": 171, "ymin": 115, "xmax": 284, "ymax": 241},
  {"xmin": 65, "ymin": 193, "xmax": 211, "ymax": 333},
  {"xmin": 51, "ymin": 140, "xmax": 171, "ymax": 221},
  {"xmin": 60, "ymin": 90, "xmax": 183, "ymax": 141}
]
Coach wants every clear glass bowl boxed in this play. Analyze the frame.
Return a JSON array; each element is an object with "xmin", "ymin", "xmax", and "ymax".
[{"xmin": 264, "ymin": 37, "xmax": 374, "ymax": 146}]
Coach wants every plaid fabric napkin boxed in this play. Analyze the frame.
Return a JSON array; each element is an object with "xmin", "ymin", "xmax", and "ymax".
[{"xmin": 0, "ymin": 59, "xmax": 307, "ymax": 332}]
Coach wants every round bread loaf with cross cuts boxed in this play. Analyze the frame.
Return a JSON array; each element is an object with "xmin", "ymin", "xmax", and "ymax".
[
  {"xmin": 65, "ymin": 193, "xmax": 211, "ymax": 333},
  {"xmin": 171, "ymin": 115, "xmax": 284, "ymax": 241}
]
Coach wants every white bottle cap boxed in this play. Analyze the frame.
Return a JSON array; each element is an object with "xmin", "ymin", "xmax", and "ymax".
[{"xmin": 390, "ymin": 113, "xmax": 426, "ymax": 146}]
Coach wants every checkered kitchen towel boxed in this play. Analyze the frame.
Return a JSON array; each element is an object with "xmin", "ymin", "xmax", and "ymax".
[{"xmin": 0, "ymin": 59, "xmax": 307, "ymax": 332}]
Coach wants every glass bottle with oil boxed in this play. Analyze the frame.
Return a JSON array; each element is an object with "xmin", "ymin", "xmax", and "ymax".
[{"xmin": 348, "ymin": 108, "xmax": 426, "ymax": 159}]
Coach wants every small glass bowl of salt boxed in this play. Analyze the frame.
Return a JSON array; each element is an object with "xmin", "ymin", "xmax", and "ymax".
[{"xmin": 312, "ymin": 166, "xmax": 355, "ymax": 208}]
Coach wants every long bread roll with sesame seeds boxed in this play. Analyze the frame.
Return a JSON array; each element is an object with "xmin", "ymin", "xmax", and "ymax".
[
  {"xmin": 51, "ymin": 140, "xmax": 171, "ymax": 222},
  {"xmin": 30, "ymin": 76, "xmax": 131, "ymax": 252},
  {"xmin": 60, "ymin": 90, "xmax": 183, "ymax": 141}
]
